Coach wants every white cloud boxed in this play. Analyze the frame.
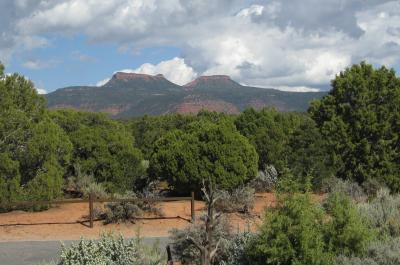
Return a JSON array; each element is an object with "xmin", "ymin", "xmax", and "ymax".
[
  {"xmin": 22, "ymin": 59, "xmax": 59, "ymax": 70},
  {"xmin": 236, "ymin": 4, "xmax": 264, "ymax": 18},
  {"xmin": 0, "ymin": 1, "xmax": 47, "ymax": 64},
  {"xmin": 31, "ymin": 79, "xmax": 47, "ymax": 94},
  {"xmin": 96, "ymin": 78, "xmax": 110, "ymax": 87},
  {"xmin": 71, "ymin": 51, "xmax": 96, "ymax": 62},
  {"xmin": 2, "ymin": 0, "xmax": 400, "ymax": 91},
  {"xmin": 354, "ymin": 1, "xmax": 400, "ymax": 66},
  {"xmin": 22, "ymin": 60, "xmax": 41, "ymax": 69},
  {"xmin": 35, "ymin": 87, "xmax": 47, "ymax": 94},
  {"xmin": 103, "ymin": 57, "xmax": 197, "ymax": 86},
  {"xmin": 183, "ymin": 16, "xmax": 353, "ymax": 89},
  {"xmin": 274, "ymin": 86, "xmax": 321, "ymax": 92}
]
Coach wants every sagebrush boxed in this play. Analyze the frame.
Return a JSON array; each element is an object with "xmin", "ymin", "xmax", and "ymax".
[
  {"xmin": 39, "ymin": 234, "xmax": 165, "ymax": 265},
  {"xmin": 104, "ymin": 190, "xmax": 163, "ymax": 224},
  {"xmin": 170, "ymin": 216, "xmax": 232, "ymax": 265},
  {"xmin": 214, "ymin": 186, "xmax": 255, "ymax": 214}
]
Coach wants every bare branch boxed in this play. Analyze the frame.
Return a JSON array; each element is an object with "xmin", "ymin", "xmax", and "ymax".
[
  {"xmin": 202, "ymin": 180, "xmax": 211, "ymax": 203},
  {"xmin": 210, "ymin": 239, "xmax": 222, "ymax": 259},
  {"xmin": 214, "ymin": 212, "xmax": 222, "ymax": 220},
  {"xmin": 210, "ymin": 196, "xmax": 220, "ymax": 206}
]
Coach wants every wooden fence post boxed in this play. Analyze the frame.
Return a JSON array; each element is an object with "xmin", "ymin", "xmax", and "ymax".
[
  {"xmin": 166, "ymin": 245, "xmax": 173, "ymax": 265},
  {"xmin": 191, "ymin": 191, "xmax": 195, "ymax": 223},
  {"xmin": 89, "ymin": 193, "xmax": 94, "ymax": 228}
]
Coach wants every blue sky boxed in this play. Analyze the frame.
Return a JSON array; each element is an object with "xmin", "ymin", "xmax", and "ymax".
[
  {"xmin": 1, "ymin": 0, "xmax": 400, "ymax": 93},
  {"xmin": 6, "ymin": 35, "xmax": 181, "ymax": 91}
]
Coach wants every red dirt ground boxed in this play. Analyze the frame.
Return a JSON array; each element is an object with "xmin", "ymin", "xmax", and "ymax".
[{"xmin": 0, "ymin": 193, "xmax": 324, "ymax": 242}]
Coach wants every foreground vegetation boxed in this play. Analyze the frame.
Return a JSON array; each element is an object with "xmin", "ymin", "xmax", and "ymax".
[
  {"xmin": 1, "ymin": 61, "xmax": 400, "ymax": 264},
  {"xmin": 41, "ymin": 183, "xmax": 400, "ymax": 265},
  {"xmin": 39, "ymin": 233, "xmax": 165, "ymax": 265}
]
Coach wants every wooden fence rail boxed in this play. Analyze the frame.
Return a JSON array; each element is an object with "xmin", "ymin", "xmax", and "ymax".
[{"xmin": 1, "ymin": 192, "xmax": 196, "ymax": 228}]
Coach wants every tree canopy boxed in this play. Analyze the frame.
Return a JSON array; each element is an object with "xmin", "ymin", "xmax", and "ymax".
[
  {"xmin": 0, "ymin": 64, "xmax": 70, "ymax": 205},
  {"xmin": 309, "ymin": 62, "xmax": 400, "ymax": 190},
  {"xmin": 128, "ymin": 113, "xmax": 196, "ymax": 159},
  {"xmin": 235, "ymin": 108, "xmax": 333, "ymax": 188},
  {"xmin": 50, "ymin": 109, "xmax": 145, "ymax": 192},
  {"xmin": 149, "ymin": 120, "xmax": 258, "ymax": 192}
]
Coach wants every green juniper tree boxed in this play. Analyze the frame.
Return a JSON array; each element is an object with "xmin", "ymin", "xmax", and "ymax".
[
  {"xmin": 309, "ymin": 62, "xmax": 400, "ymax": 190},
  {"xmin": 50, "ymin": 110, "xmax": 145, "ymax": 192},
  {"xmin": 0, "ymin": 63, "xmax": 72, "ymax": 205},
  {"xmin": 248, "ymin": 193, "xmax": 332, "ymax": 265},
  {"xmin": 149, "ymin": 120, "xmax": 258, "ymax": 193}
]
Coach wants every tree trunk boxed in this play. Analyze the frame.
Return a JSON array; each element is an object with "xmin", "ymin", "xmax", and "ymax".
[
  {"xmin": 201, "ymin": 250, "xmax": 210, "ymax": 265},
  {"xmin": 192, "ymin": 180, "xmax": 221, "ymax": 265}
]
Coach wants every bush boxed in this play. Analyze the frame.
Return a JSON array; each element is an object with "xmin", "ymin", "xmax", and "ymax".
[
  {"xmin": 275, "ymin": 168, "xmax": 313, "ymax": 193},
  {"xmin": 249, "ymin": 165, "xmax": 278, "ymax": 192},
  {"xmin": 322, "ymin": 178, "xmax": 366, "ymax": 202},
  {"xmin": 65, "ymin": 173, "xmax": 108, "ymax": 199},
  {"xmin": 104, "ymin": 192, "xmax": 142, "ymax": 224},
  {"xmin": 104, "ymin": 190, "xmax": 163, "ymax": 224},
  {"xmin": 169, "ymin": 217, "xmax": 232, "ymax": 265},
  {"xmin": 24, "ymin": 159, "xmax": 64, "ymax": 211},
  {"xmin": 104, "ymin": 201, "xmax": 141, "ymax": 224},
  {"xmin": 234, "ymin": 192, "xmax": 375, "ymax": 265},
  {"xmin": 335, "ymin": 256, "xmax": 375, "ymax": 265},
  {"xmin": 362, "ymin": 178, "xmax": 386, "ymax": 197},
  {"xmin": 47, "ymin": 233, "xmax": 165, "ymax": 265},
  {"xmin": 248, "ymin": 193, "xmax": 332, "ymax": 265},
  {"xmin": 219, "ymin": 232, "xmax": 254, "ymax": 265},
  {"xmin": 138, "ymin": 182, "xmax": 163, "ymax": 214},
  {"xmin": 215, "ymin": 187, "xmax": 255, "ymax": 214},
  {"xmin": 324, "ymin": 192, "xmax": 375, "ymax": 256},
  {"xmin": 335, "ymin": 237, "xmax": 400, "ymax": 265},
  {"xmin": 82, "ymin": 182, "xmax": 108, "ymax": 199},
  {"xmin": 358, "ymin": 188, "xmax": 400, "ymax": 238},
  {"xmin": 1, "ymin": 155, "xmax": 65, "ymax": 212}
]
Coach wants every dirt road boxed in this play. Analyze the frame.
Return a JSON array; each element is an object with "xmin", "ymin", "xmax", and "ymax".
[{"xmin": 0, "ymin": 193, "xmax": 278, "ymax": 242}]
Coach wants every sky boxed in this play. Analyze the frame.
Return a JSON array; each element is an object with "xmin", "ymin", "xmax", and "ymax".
[{"xmin": 1, "ymin": 0, "xmax": 399, "ymax": 94}]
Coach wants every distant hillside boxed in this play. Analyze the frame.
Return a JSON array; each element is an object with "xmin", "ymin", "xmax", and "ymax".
[{"xmin": 46, "ymin": 72, "xmax": 327, "ymax": 118}]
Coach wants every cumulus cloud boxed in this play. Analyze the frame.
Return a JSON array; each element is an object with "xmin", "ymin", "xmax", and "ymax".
[
  {"xmin": 236, "ymin": 4, "xmax": 265, "ymax": 18},
  {"xmin": 35, "ymin": 87, "xmax": 47, "ymax": 94},
  {"xmin": 96, "ymin": 78, "xmax": 111, "ymax": 87},
  {"xmin": 22, "ymin": 59, "xmax": 59, "ymax": 70},
  {"xmin": 1, "ymin": 0, "xmax": 400, "ymax": 91},
  {"xmin": 130, "ymin": 57, "xmax": 197, "ymax": 85},
  {"xmin": 0, "ymin": 0, "xmax": 46, "ymax": 63},
  {"xmin": 97, "ymin": 57, "xmax": 197, "ymax": 86},
  {"xmin": 71, "ymin": 51, "xmax": 97, "ymax": 62},
  {"xmin": 30, "ymin": 79, "xmax": 47, "ymax": 94},
  {"xmin": 274, "ymin": 86, "xmax": 321, "ymax": 93}
]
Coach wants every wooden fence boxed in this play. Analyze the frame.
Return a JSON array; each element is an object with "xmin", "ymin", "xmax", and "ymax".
[{"xmin": 1, "ymin": 192, "xmax": 196, "ymax": 228}]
